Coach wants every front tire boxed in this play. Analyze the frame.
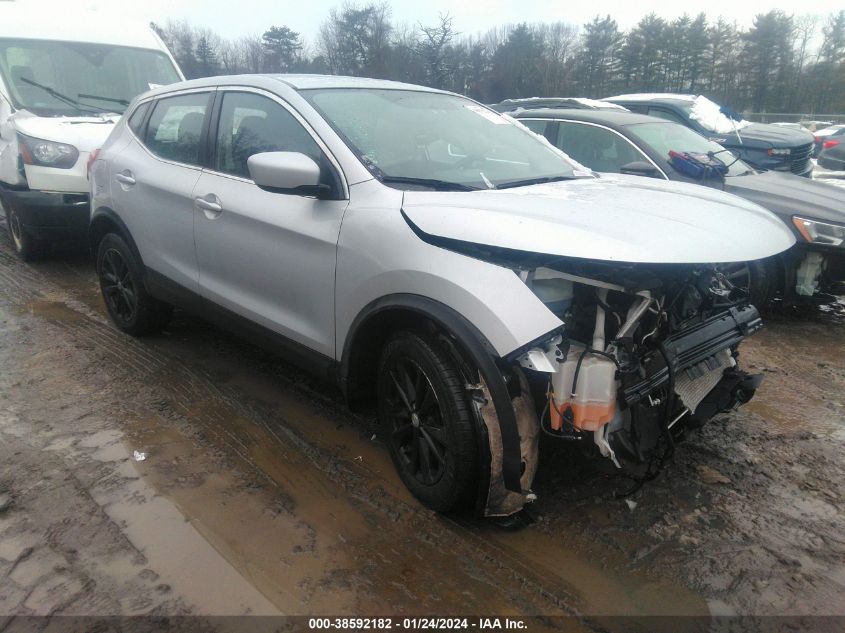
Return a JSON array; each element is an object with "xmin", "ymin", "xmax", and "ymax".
[
  {"xmin": 2, "ymin": 200, "xmax": 42, "ymax": 262},
  {"xmin": 96, "ymin": 233, "xmax": 172, "ymax": 336},
  {"xmin": 721, "ymin": 260, "xmax": 771, "ymax": 308},
  {"xmin": 377, "ymin": 331, "xmax": 478, "ymax": 512}
]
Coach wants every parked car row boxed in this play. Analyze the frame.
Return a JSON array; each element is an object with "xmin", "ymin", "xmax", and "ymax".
[
  {"xmin": 498, "ymin": 100, "xmax": 845, "ymax": 305},
  {"xmin": 600, "ymin": 94, "xmax": 817, "ymax": 178},
  {"xmin": 0, "ymin": 9, "xmax": 840, "ymax": 521}
]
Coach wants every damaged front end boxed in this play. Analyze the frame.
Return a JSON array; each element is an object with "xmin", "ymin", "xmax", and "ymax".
[{"xmin": 513, "ymin": 259, "xmax": 763, "ymax": 477}]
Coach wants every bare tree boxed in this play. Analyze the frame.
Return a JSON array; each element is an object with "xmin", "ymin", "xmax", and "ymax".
[{"xmin": 417, "ymin": 14, "xmax": 456, "ymax": 89}]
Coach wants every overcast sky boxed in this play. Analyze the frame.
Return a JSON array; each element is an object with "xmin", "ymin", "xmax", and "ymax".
[{"xmin": 15, "ymin": 0, "xmax": 845, "ymax": 43}]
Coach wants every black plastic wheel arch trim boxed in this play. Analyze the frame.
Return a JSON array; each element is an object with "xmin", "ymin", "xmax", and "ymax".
[
  {"xmin": 89, "ymin": 207, "xmax": 145, "ymax": 266},
  {"xmin": 341, "ymin": 293, "xmax": 524, "ymax": 493}
]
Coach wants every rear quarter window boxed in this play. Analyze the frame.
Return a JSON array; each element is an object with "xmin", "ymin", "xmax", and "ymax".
[
  {"xmin": 143, "ymin": 92, "xmax": 210, "ymax": 166},
  {"xmin": 127, "ymin": 102, "xmax": 150, "ymax": 136}
]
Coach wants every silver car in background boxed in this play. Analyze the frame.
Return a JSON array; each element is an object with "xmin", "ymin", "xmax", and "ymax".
[{"xmin": 89, "ymin": 75, "xmax": 794, "ymax": 519}]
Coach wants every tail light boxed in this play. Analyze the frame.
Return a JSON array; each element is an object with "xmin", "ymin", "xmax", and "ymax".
[
  {"xmin": 823, "ymin": 140, "xmax": 840, "ymax": 151},
  {"xmin": 87, "ymin": 149, "xmax": 100, "ymax": 179},
  {"xmin": 814, "ymin": 136, "xmax": 821, "ymax": 144}
]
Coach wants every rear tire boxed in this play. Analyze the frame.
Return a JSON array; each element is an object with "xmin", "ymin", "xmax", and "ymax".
[
  {"xmin": 2, "ymin": 200, "xmax": 42, "ymax": 262},
  {"xmin": 96, "ymin": 233, "xmax": 172, "ymax": 336},
  {"xmin": 377, "ymin": 330, "xmax": 478, "ymax": 512}
]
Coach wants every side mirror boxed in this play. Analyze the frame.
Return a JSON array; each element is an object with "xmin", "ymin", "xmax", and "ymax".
[
  {"xmin": 620, "ymin": 161, "xmax": 660, "ymax": 178},
  {"xmin": 247, "ymin": 151, "xmax": 330, "ymax": 197}
]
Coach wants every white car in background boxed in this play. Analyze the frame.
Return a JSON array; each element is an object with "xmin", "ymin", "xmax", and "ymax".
[{"xmin": 0, "ymin": 3, "xmax": 183, "ymax": 260}]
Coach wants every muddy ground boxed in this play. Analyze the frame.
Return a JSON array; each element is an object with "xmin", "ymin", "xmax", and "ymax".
[{"xmin": 0, "ymin": 216, "xmax": 843, "ymax": 630}]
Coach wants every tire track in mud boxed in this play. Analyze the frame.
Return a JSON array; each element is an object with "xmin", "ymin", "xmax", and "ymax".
[
  {"xmin": 1, "ymin": 234, "xmax": 724, "ymax": 621},
  {"xmin": 0, "ymin": 239, "xmax": 598, "ymax": 620}
]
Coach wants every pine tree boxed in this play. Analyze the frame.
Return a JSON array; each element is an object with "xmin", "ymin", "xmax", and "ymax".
[
  {"xmin": 262, "ymin": 26, "xmax": 303, "ymax": 72},
  {"xmin": 195, "ymin": 36, "xmax": 218, "ymax": 78},
  {"xmin": 577, "ymin": 15, "xmax": 623, "ymax": 96}
]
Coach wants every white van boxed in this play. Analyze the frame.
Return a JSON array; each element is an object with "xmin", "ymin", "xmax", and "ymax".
[{"xmin": 0, "ymin": 4, "xmax": 184, "ymax": 259}]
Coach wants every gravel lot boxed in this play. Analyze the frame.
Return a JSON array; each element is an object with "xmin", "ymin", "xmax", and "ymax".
[{"xmin": 0, "ymin": 209, "xmax": 843, "ymax": 629}]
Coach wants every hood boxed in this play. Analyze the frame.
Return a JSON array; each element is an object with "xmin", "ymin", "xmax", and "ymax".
[
  {"xmin": 11, "ymin": 111, "xmax": 121, "ymax": 152},
  {"xmin": 725, "ymin": 170, "xmax": 845, "ymax": 226},
  {"xmin": 401, "ymin": 174, "xmax": 795, "ymax": 264},
  {"xmin": 709, "ymin": 123, "xmax": 814, "ymax": 149}
]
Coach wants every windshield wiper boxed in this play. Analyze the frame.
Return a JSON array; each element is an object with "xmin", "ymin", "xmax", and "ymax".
[
  {"xmin": 78, "ymin": 93, "xmax": 130, "ymax": 109},
  {"xmin": 19, "ymin": 77, "xmax": 109, "ymax": 114},
  {"xmin": 496, "ymin": 175, "xmax": 581, "ymax": 190},
  {"xmin": 379, "ymin": 176, "xmax": 480, "ymax": 191}
]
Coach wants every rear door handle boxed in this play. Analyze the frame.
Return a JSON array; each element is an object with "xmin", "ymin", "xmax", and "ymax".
[
  {"xmin": 194, "ymin": 195, "xmax": 223, "ymax": 218},
  {"xmin": 115, "ymin": 172, "xmax": 136, "ymax": 186}
]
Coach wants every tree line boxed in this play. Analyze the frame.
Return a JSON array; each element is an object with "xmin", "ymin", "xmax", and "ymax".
[{"xmin": 152, "ymin": 5, "xmax": 845, "ymax": 114}]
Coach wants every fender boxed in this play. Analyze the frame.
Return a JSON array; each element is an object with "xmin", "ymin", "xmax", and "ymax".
[
  {"xmin": 341, "ymin": 293, "xmax": 524, "ymax": 494},
  {"xmin": 89, "ymin": 206, "xmax": 144, "ymax": 266}
]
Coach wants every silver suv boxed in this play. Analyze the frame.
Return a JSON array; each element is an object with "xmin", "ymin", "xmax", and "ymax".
[{"xmin": 90, "ymin": 75, "xmax": 794, "ymax": 519}]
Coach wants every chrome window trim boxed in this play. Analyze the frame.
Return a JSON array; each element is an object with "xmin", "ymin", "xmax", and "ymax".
[
  {"xmin": 203, "ymin": 85, "xmax": 350, "ymax": 200},
  {"xmin": 522, "ymin": 117, "xmax": 669, "ymax": 180}
]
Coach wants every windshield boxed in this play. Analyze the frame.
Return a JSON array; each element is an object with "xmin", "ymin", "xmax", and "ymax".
[
  {"xmin": 625, "ymin": 121, "xmax": 752, "ymax": 177},
  {"xmin": 303, "ymin": 88, "xmax": 588, "ymax": 190},
  {"xmin": 0, "ymin": 38, "xmax": 180, "ymax": 116}
]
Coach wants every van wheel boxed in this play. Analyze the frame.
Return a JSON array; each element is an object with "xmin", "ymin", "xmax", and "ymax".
[
  {"xmin": 96, "ymin": 233, "xmax": 172, "ymax": 336},
  {"xmin": 3, "ymin": 202, "xmax": 41, "ymax": 261},
  {"xmin": 377, "ymin": 331, "xmax": 478, "ymax": 512}
]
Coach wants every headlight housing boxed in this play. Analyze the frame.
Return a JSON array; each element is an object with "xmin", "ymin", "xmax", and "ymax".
[
  {"xmin": 18, "ymin": 133, "xmax": 79, "ymax": 169},
  {"xmin": 792, "ymin": 216, "xmax": 845, "ymax": 248}
]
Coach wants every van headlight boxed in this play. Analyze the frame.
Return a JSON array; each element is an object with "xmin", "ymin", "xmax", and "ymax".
[
  {"xmin": 18, "ymin": 134, "xmax": 79, "ymax": 169},
  {"xmin": 792, "ymin": 216, "xmax": 845, "ymax": 248}
]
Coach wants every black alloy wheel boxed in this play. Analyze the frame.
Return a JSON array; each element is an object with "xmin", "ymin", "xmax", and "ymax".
[
  {"xmin": 384, "ymin": 356, "xmax": 448, "ymax": 486},
  {"xmin": 100, "ymin": 247, "xmax": 138, "ymax": 325},
  {"xmin": 96, "ymin": 233, "xmax": 172, "ymax": 336},
  {"xmin": 377, "ymin": 331, "xmax": 478, "ymax": 512}
]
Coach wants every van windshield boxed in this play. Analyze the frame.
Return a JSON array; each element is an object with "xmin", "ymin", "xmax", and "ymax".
[
  {"xmin": 303, "ymin": 88, "xmax": 590, "ymax": 190},
  {"xmin": 0, "ymin": 38, "xmax": 180, "ymax": 116}
]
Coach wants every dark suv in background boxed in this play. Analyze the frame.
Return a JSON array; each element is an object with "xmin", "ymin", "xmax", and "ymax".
[
  {"xmin": 603, "ymin": 94, "xmax": 815, "ymax": 177},
  {"xmin": 504, "ymin": 104, "xmax": 845, "ymax": 306}
]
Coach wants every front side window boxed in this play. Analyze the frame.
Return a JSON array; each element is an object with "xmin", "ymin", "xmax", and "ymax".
[
  {"xmin": 144, "ymin": 93, "xmax": 209, "ymax": 166},
  {"xmin": 0, "ymin": 38, "xmax": 180, "ymax": 116},
  {"xmin": 303, "ymin": 88, "xmax": 589, "ymax": 190},
  {"xmin": 554, "ymin": 122, "xmax": 646, "ymax": 173},
  {"xmin": 625, "ymin": 121, "xmax": 752, "ymax": 177},
  {"xmin": 214, "ymin": 92, "xmax": 322, "ymax": 179}
]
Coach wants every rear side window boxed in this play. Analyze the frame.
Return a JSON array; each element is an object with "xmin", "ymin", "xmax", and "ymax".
[
  {"xmin": 213, "ymin": 91, "xmax": 322, "ymax": 179},
  {"xmin": 520, "ymin": 119, "xmax": 550, "ymax": 137},
  {"xmin": 127, "ymin": 102, "xmax": 150, "ymax": 136},
  {"xmin": 555, "ymin": 122, "xmax": 645, "ymax": 173},
  {"xmin": 144, "ymin": 93, "xmax": 210, "ymax": 165}
]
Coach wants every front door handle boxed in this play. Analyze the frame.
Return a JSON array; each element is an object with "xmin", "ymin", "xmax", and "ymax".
[
  {"xmin": 195, "ymin": 194, "xmax": 223, "ymax": 218},
  {"xmin": 115, "ymin": 172, "xmax": 136, "ymax": 186}
]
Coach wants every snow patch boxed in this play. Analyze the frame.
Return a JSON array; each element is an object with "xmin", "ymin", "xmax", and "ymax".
[
  {"xmin": 604, "ymin": 93, "xmax": 697, "ymax": 102},
  {"xmin": 689, "ymin": 96, "xmax": 752, "ymax": 135}
]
